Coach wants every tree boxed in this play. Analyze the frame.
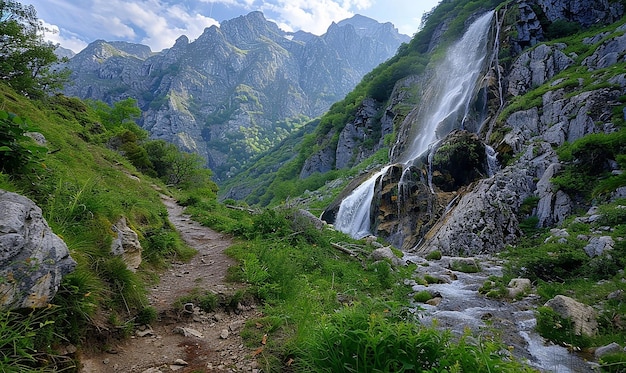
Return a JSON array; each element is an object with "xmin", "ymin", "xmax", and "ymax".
[
  {"xmin": 88, "ymin": 98, "xmax": 145, "ymax": 138},
  {"xmin": 0, "ymin": 0, "xmax": 69, "ymax": 96}
]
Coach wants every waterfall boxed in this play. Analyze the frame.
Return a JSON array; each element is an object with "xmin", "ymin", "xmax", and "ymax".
[
  {"xmin": 335, "ymin": 166, "xmax": 390, "ymax": 239},
  {"xmin": 335, "ymin": 11, "xmax": 495, "ymax": 239},
  {"xmin": 485, "ymin": 144, "xmax": 499, "ymax": 177}
]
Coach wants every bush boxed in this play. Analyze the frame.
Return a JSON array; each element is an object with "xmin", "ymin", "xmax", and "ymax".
[
  {"xmin": 425, "ymin": 250, "xmax": 442, "ymax": 260},
  {"xmin": 413, "ymin": 290, "xmax": 434, "ymax": 303},
  {"xmin": 0, "ymin": 111, "xmax": 46, "ymax": 174}
]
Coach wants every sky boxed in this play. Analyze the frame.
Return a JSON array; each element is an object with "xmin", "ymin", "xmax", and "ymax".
[{"xmin": 22, "ymin": 0, "xmax": 440, "ymax": 53}]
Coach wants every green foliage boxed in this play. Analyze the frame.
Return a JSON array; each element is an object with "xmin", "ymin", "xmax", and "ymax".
[
  {"xmin": 0, "ymin": 110, "xmax": 46, "ymax": 174},
  {"xmin": 298, "ymin": 302, "xmax": 531, "ymax": 372},
  {"xmin": 449, "ymin": 259, "xmax": 481, "ymax": 273},
  {"xmin": 0, "ymin": 310, "xmax": 65, "ymax": 372},
  {"xmin": 413, "ymin": 290, "xmax": 433, "ymax": 303},
  {"xmin": 545, "ymin": 20, "xmax": 583, "ymax": 39},
  {"xmin": 174, "ymin": 289, "xmax": 219, "ymax": 313},
  {"xmin": 135, "ymin": 306, "xmax": 157, "ymax": 325},
  {"xmin": 479, "ymin": 277, "xmax": 509, "ymax": 299},
  {"xmin": 425, "ymin": 250, "xmax": 442, "ymax": 260},
  {"xmin": 0, "ymin": 0, "xmax": 69, "ymax": 97},
  {"xmin": 143, "ymin": 227, "xmax": 195, "ymax": 266},
  {"xmin": 553, "ymin": 129, "xmax": 626, "ymax": 200},
  {"xmin": 599, "ymin": 352, "xmax": 626, "ymax": 372}
]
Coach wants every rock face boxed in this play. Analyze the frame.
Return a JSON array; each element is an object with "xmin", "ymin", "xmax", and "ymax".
[
  {"xmin": 0, "ymin": 190, "xmax": 76, "ymax": 309},
  {"xmin": 63, "ymin": 12, "xmax": 409, "ymax": 181},
  {"xmin": 111, "ymin": 217, "xmax": 143, "ymax": 271},
  {"xmin": 544, "ymin": 295, "xmax": 598, "ymax": 337},
  {"xmin": 321, "ymin": 0, "xmax": 626, "ymax": 255}
]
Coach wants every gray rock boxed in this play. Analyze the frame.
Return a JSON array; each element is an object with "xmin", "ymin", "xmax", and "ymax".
[
  {"xmin": 544, "ymin": 295, "xmax": 598, "ymax": 337},
  {"xmin": 370, "ymin": 247, "xmax": 404, "ymax": 267},
  {"xmin": 0, "ymin": 190, "xmax": 76, "ymax": 309},
  {"xmin": 111, "ymin": 217, "xmax": 142, "ymax": 272},
  {"xmin": 595, "ymin": 342, "xmax": 622, "ymax": 358},
  {"xmin": 584, "ymin": 236, "xmax": 615, "ymax": 257},
  {"xmin": 416, "ymin": 167, "xmax": 535, "ymax": 255},
  {"xmin": 508, "ymin": 44, "xmax": 573, "ymax": 96},
  {"xmin": 507, "ymin": 278, "xmax": 532, "ymax": 299}
]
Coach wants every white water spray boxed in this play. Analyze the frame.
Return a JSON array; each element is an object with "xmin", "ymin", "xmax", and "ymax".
[{"xmin": 335, "ymin": 11, "xmax": 495, "ymax": 239}]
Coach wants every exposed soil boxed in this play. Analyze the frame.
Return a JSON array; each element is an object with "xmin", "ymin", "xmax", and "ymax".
[{"xmin": 79, "ymin": 195, "xmax": 261, "ymax": 373}]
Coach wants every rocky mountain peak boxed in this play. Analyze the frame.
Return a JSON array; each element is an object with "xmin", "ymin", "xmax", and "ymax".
[
  {"xmin": 220, "ymin": 11, "xmax": 285, "ymax": 45},
  {"xmin": 63, "ymin": 12, "xmax": 408, "ymax": 180}
]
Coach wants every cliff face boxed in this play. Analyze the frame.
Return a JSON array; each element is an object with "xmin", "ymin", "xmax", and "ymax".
[
  {"xmin": 62, "ymin": 12, "xmax": 409, "ymax": 180},
  {"xmin": 319, "ymin": 0, "xmax": 626, "ymax": 253}
]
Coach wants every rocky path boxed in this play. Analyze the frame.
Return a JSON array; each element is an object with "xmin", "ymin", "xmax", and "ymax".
[{"xmin": 79, "ymin": 195, "xmax": 260, "ymax": 373}]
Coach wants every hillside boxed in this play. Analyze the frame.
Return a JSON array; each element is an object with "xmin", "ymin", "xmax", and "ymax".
[{"xmin": 62, "ymin": 12, "xmax": 409, "ymax": 181}]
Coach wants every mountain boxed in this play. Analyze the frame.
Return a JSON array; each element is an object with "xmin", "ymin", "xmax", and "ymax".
[{"xmin": 62, "ymin": 12, "xmax": 410, "ymax": 180}]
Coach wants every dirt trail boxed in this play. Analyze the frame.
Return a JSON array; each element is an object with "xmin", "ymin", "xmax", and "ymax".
[{"xmin": 79, "ymin": 195, "xmax": 260, "ymax": 373}]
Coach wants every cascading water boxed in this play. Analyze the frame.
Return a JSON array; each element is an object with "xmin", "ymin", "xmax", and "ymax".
[
  {"xmin": 335, "ymin": 11, "xmax": 495, "ymax": 239},
  {"xmin": 335, "ymin": 166, "xmax": 390, "ymax": 239}
]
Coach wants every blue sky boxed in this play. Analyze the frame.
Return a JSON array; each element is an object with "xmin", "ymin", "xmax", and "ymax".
[{"xmin": 23, "ymin": 0, "xmax": 440, "ymax": 53}]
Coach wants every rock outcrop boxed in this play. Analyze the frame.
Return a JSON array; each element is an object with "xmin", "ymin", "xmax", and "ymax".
[
  {"xmin": 0, "ymin": 190, "xmax": 76, "ymax": 309},
  {"xmin": 111, "ymin": 217, "xmax": 143, "ymax": 272}
]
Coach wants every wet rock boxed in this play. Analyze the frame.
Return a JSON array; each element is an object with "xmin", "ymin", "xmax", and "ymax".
[
  {"xmin": 0, "ymin": 190, "xmax": 76, "ymax": 309},
  {"xmin": 544, "ymin": 295, "xmax": 598, "ymax": 337}
]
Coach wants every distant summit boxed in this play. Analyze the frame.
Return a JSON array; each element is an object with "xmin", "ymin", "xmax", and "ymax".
[{"xmin": 63, "ymin": 12, "xmax": 409, "ymax": 180}]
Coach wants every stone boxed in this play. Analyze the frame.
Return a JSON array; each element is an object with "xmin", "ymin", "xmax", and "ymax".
[
  {"xmin": 595, "ymin": 342, "xmax": 622, "ymax": 358},
  {"xmin": 172, "ymin": 326, "xmax": 204, "ymax": 338},
  {"xmin": 220, "ymin": 329, "xmax": 230, "ymax": 339},
  {"xmin": 110, "ymin": 217, "xmax": 142, "ymax": 272},
  {"xmin": 584, "ymin": 236, "xmax": 615, "ymax": 257},
  {"xmin": 544, "ymin": 295, "xmax": 598, "ymax": 337},
  {"xmin": 370, "ymin": 247, "xmax": 404, "ymax": 267},
  {"xmin": 0, "ymin": 190, "xmax": 76, "ymax": 309},
  {"xmin": 507, "ymin": 278, "xmax": 532, "ymax": 299}
]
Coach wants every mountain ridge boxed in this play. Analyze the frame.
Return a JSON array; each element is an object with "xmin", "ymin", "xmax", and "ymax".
[{"xmin": 62, "ymin": 11, "xmax": 410, "ymax": 180}]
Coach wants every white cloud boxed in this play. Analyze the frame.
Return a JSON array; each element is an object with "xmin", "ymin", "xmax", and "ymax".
[
  {"xmin": 263, "ymin": 0, "xmax": 357, "ymax": 35},
  {"xmin": 40, "ymin": 20, "xmax": 88, "ymax": 53}
]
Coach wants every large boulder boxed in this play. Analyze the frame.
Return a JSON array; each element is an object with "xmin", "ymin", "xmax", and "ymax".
[
  {"xmin": 544, "ymin": 295, "xmax": 598, "ymax": 337},
  {"xmin": 0, "ymin": 190, "xmax": 76, "ymax": 309}
]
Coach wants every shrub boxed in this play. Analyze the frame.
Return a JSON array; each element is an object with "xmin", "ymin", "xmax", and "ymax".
[
  {"xmin": 135, "ymin": 306, "xmax": 157, "ymax": 325},
  {"xmin": 413, "ymin": 290, "xmax": 434, "ymax": 303},
  {"xmin": 0, "ymin": 111, "xmax": 46, "ymax": 174},
  {"xmin": 425, "ymin": 250, "xmax": 442, "ymax": 260}
]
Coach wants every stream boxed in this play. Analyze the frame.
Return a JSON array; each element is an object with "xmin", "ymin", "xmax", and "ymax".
[{"xmin": 403, "ymin": 254, "xmax": 594, "ymax": 372}]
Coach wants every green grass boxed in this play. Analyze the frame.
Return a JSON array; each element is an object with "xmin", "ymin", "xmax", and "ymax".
[{"xmin": 0, "ymin": 83, "xmax": 210, "ymax": 369}]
